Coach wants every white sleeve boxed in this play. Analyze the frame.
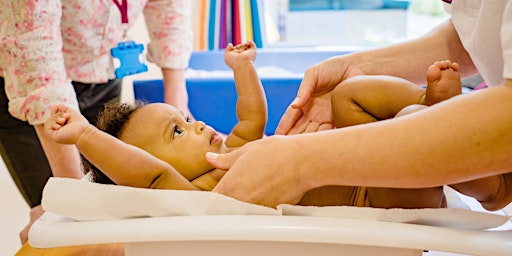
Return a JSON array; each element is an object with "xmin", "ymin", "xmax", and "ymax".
[{"xmin": 501, "ymin": 2, "xmax": 512, "ymax": 80}]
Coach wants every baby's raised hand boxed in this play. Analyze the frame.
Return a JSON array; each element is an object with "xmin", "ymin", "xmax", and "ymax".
[
  {"xmin": 224, "ymin": 41, "xmax": 257, "ymax": 69},
  {"xmin": 44, "ymin": 105, "xmax": 90, "ymax": 144}
]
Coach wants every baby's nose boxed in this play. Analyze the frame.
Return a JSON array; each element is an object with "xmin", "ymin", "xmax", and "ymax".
[{"xmin": 194, "ymin": 121, "xmax": 206, "ymax": 133}]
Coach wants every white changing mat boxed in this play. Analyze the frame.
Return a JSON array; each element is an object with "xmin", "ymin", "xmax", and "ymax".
[{"xmin": 42, "ymin": 177, "xmax": 510, "ymax": 230}]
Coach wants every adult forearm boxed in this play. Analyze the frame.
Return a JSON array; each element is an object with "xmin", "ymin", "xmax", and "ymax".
[
  {"xmin": 353, "ymin": 19, "xmax": 477, "ymax": 84},
  {"xmin": 34, "ymin": 125, "xmax": 83, "ymax": 179},
  {"xmin": 162, "ymin": 67, "xmax": 187, "ymax": 105},
  {"xmin": 301, "ymin": 82, "xmax": 512, "ymax": 189},
  {"xmin": 162, "ymin": 68, "xmax": 186, "ymax": 90},
  {"xmin": 161, "ymin": 68, "xmax": 193, "ymax": 118}
]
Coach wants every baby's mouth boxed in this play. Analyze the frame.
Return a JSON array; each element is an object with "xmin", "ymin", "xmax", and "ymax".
[{"xmin": 210, "ymin": 132, "xmax": 222, "ymax": 145}]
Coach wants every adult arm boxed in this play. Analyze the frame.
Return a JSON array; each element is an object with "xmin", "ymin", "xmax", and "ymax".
[
  {"xmin": 210, "ymin": 80, "xmax": 512, "ymax": 207},
  {"xmin": 275, "ymin": 19, "xmax": 478, "ymax": 135},
  {"xmin": 161, "ymin": 67, "xmax": 188, "ymax": 112},
  {"xmin": 144, "ymin": 0, "xmax": 193, "ymax": 112},
  {"xmin": 347, "ymin": 19, "xmax": 476, "ymax": 83},
  {"xmin": 34, "ymin": 125, "xmax": 83, "ymax": 179},
  {"xmin": 4, "ymin": 0, "xmax": 82, "ymax": 179}
]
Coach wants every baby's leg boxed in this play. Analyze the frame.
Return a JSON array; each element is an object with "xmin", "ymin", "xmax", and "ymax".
[
  {"xmin": 331, "ymin": 75, "xmax": 425, "ymax": 128},
  {"xmin": 395, "ymin": 60, "xmax": 462, "ymax": 116},
  {"xmin": 300, "ymin": 185, "xmax": 446, "ymax": 208},
  {"xmin": 299, "ymin": 186, "xmax": 359, "ymax": 206},
  {"xmin": 450, "ymin": 173, "xmax": 512, "ymax": 211},
  {"xmin": 367, "ymin": 187, "xmax": 446, "ymax": 209}
]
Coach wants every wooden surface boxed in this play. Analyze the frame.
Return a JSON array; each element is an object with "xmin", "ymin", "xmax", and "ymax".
[{"xmin": 15, "ymin": 242, "xmax": 124, "ymax": 256}]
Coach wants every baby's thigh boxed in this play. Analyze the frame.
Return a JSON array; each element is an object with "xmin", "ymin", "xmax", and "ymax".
[
  {"xmin": 299, "ymin": 185, "xmax": 359, "ymax": 206},
  {"xmin": 332, "ymin": 75, "xmax": 424, "ymax": 122},
  {"xmin": 367, "ymin": 187, "xmax": 446, "ymax": 209}
]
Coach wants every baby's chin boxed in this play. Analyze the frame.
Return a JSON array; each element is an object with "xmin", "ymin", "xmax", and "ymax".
[{"xmin": 216, "ymin": 142, "xmax": 229, "ymax": 154}]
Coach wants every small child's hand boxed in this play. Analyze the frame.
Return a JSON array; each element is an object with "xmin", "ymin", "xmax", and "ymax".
[
  {"xmin": 44, "ymin": 105, "xmax": 90, "ymax": 144},
  {"xmin": 224, "ymin": 41, "xmax": 257, "ymax": 69}
]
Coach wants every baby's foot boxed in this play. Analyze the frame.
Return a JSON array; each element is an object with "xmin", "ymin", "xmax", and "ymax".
[{"xmin": 423, "ymin": 60, "xmax": 462, "ymax": 106}]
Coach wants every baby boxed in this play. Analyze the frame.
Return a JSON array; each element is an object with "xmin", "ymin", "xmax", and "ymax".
[
  {"xmin": 46, "ymin": 41, "xmax": 266, "ymax": 192},
  {"xmin": 45, "ymin": 42, "xmax": 459, "ymax": 208}
]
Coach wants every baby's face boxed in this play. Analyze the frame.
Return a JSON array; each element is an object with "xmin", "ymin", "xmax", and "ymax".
[{"xmin": 119, "ymin": 103, "xmax": 225, "ymax": 180}]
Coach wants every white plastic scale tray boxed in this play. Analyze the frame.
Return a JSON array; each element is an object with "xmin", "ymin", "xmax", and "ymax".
[
  {"xmin": 29, "ymin": 213, "xmax": 512, "ymax": 256},
  {"xmin": 29, "ymin": 178, "xmax": 512, "ymax": 256}
]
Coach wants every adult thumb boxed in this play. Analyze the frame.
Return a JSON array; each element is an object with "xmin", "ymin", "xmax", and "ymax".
[{"xmin": 206, "ymin": 150, "xmax": 242, "ymax": 170}]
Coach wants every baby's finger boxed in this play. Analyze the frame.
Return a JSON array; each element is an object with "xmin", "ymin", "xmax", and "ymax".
[
  {"xmin": 55, "ymin": 113, "xmax": 71, "ymax": 124},
  {"xmin": 50, "ymin": 105, "xmax": 60, "ymax": 115},
  {"xmin": 51, "ymin": 123, "xmax": 62, "ymax": 130},
  {"xmin": 54, "ymin": 116, "xmax": 66, "ymax": 125},
  {"xmin": 244, "ymin": 40, "xmax": 255, "ymax": 48}
]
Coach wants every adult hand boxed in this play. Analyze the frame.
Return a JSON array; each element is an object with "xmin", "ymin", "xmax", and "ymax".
[
  {"xmin": 208, "ymin": 136, "xmax": 310, "ymax": 207},
  {"xmin": 275, "ymin": 55, "xmax": 365, "ymax": 135}
]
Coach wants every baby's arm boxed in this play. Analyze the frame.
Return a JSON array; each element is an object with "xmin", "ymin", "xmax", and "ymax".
[
  {"xmin": 45, "ymin": 105, "xmax": 198, "ymax": 190},
  {"xmin": 223, "ymin": 41, "xmax": 267, "ymax": 148}
]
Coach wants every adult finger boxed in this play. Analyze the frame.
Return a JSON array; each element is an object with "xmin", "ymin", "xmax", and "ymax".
[
  {"xmin": 205, "ymin": 149, "xmax": 245, "ymax": 171},
  {"xmin": 303, "ymin": 120, "xmax": 320, "ymax": 133},
  {"xmin": 275, "ymin": 66, "xmax": 319, "ymax": 134},
  {"xmin": 294, "ymin": 66, "xmax": 320, "ymax": 108},
  {"xmin": 275, "ymin": 105, "xmax": 303, "ymax": 135},
  {"xmin": 318, "ymin": 123, "xmax": 334, "ymax": 131},
  {"xmin": 286, "ymin": 116, "xmax": 311, "ymax": 135}
]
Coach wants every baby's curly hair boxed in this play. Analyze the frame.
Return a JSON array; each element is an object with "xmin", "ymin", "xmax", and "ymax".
[{"xmin": 81, "ymin": 100, "xmax": 147, "ymax": 184}]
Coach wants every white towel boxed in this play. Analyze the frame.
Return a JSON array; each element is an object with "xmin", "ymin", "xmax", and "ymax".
[
  {"xmin": 278, "ymin": 204, "xmax": 509, "ymax": 230},
  {"xmin": 42, "ymin": 178, "xmax": 279, "ymax": 221},
  {"xmin": 42, "ymin": 177, "xmax": 510, "ymax": 230}
]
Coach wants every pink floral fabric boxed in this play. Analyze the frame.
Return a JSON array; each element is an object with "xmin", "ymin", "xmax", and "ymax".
[{"xmin": 0, "ymin": 0, "xmax": 192, "ymax": 124}]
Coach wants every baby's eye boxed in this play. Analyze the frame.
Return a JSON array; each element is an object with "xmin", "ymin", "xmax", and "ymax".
[
  {"xmin": 173, "ymin": 126, "xmax": 183, "ymax": 137},
  {"xmin": 185, "ymin": 116, "xmax": 192, "ymax": 123}
]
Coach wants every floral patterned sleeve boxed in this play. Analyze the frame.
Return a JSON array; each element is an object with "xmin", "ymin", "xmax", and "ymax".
[
  {"xmin": 1, "ymin": 0, "xmax": 78, "ymax": 125},
  {"xmin": 143, "ymin": 0, "xmax": 193, "ymax": 69}
]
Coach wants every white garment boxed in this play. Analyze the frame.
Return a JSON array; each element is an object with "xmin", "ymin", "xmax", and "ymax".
[{"xmin": 451, "ymin": 0, "xmax": 512, "ymax": 86}]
